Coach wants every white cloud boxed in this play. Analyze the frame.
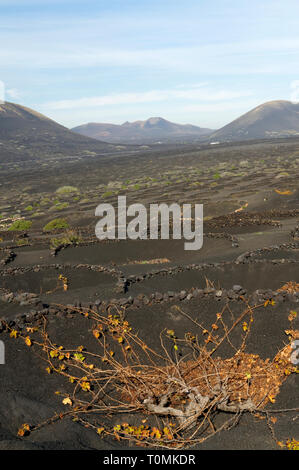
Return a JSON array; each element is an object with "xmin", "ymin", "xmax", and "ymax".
[
  {"xmin": 43, "ymin": 85, "xmax": 253, "ymax": 111},
  {"xmin": 1, "ymin": 38, "xmax": 299, "ymax": 74},
  {"xmin": 6, "ymin": 88, "xmax": 22, "ymax": 99}
]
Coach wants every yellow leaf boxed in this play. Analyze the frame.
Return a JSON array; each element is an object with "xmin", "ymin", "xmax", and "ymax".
[
  {"xmin": 288, "ymin": 311, "xmax": 297, "ymax": 321},
  {"xmin": 93, "ymin": 329, "xmax": 100, "ymax": 339},
  {"xmin": 26, "ymin": 327, "xmax": 38, "ymax": 333},
  {"xmin": 25, "ymin": 336, "xmax": 32, "ymax": 347},
  {"xmin": 73, "ymin": 353, "xmax": 85, "ymax": 362},
  {"xmin": 234, "ymin": 202, "xmax": 248, "ymax": 213},
  {"xmin": 62, "ymin": 397, "xmax": 72, "ymax": 406},
  {"xmin": 277, "ymin": 441, "xmax": 285, "ymax": 448},
  {"xmin": 275, "ymin": 189, "xmax": 293, "ymax": 195},
  {"xmin": 286, "ymin": 438, "xmax": 299, "ymax": 450},
  {"xmin": 18, "ymin": 423, "xmax": 30, "ymax": 436},
  {"xmin": 81, "ymin": 381, "xmax": 91, "ymax": 392}
]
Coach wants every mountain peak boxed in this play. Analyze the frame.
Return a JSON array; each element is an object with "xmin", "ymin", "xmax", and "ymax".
[
  {"xmin": 210, "ymin": 100, "xmax": 299, "ymax": 141},
  {"xmin": 0, "ymin": 101, "xmax": 52, "ymax": 122},
  {"xmin": 121, "ymin": 117, "xmax": 168, "ymax": 128},
  {"xmin": 145, "ymin": 117, "xmax": 166, "ymax": 124},
  {"xmin": 73, "ymin": 117, "xmax": 213, "ymax": 143},
  {"xmin": 0, "ymin": 101, "xmax": 113, "ymax": 162}
]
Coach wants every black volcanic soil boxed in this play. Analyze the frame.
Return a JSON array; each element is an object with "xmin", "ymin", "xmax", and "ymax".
[{"xmin": 0, "ymin": 137, "xmax": 298, "ymax": 450}]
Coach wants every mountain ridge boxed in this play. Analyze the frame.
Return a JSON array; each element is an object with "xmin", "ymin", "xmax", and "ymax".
[
  {"xmin": 209, "ymin": 100, "xmax": 299, "ymax": 141},
  {"xmin": 72, "ymin": 117, "xmax": 213, "ymax": 143},
  {"xmin": 0, "ymin": 101, "xmax": 115, "ymax": 162}
]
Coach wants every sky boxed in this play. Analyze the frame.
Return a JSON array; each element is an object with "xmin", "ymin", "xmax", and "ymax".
[{"xmin": 1, "ymin": 0, "xmax": 299, "ymax": 129}]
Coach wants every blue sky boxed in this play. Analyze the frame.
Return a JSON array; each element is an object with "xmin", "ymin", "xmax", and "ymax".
[{"xmin": 1, "ymin": 0, "xmax": 299, "ymax": 128}]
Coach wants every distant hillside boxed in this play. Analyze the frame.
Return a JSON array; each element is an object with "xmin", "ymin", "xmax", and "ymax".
[
  {"xmin": 0, "ymin": 102, "xmax": 115, "ymax": 162},
  {"xmin": 72, "ymin": 117, "xmax": 213, "ymax": 144},
  {"xmin": 209, "ymin": 100, "xmax": 299, "ymax": 142}
]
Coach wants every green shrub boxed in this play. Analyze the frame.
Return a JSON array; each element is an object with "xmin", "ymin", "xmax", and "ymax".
[
  {"xmin": 40, "ymin": 197, "xmax": 51, "ymax": 206},
  {"xmin": 43, "ymin": 218, "xmax": 69, "ymax": 232},
  {"xmin": 31, "ymin": 211, "xmax": 44, "ymax": 218},
  {"xmin": 8, "ymin": 219, "xmax": 32, "ymax": 231},
  {"xmin": 50, "ymin": 231, "xmax": 82, "ymax": 249},
  {"xmin": 79, "ymin": 198, "xmax": 91, "ymax": 204},
  {"xmin": 25, "ymin": 205, "xmax": 33, "ymax": 211},
  {"xmin": 102, "ymin": 191, "xmax": 114, "ymax": 198},
  {"xmin": 50, "ymin": 202, "xmax": 69, "ymax": 211},
  {"xmin": 16, "ymin": 238, "xmax": 29, "ymax": 246},
  {"xmin": 56, "ymin": 186, "xmax": 79, "ymax": 194}
]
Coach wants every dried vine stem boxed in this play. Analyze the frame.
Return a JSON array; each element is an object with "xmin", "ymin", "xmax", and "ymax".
[{"xmin": 5, "ymin": 297, "xmax": 299, "ymax": 448}]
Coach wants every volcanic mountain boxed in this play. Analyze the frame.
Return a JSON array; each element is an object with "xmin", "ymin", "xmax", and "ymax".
[
  {"xmin": 209, "ymin": 100, "xmax": 299, "ymax": 142},
  {"xmin": 0, "ymin": 102, "xmax": 115, "ymax": 162},
  {"xmin": 72, "ymin": 117, "xmax": 213, "ymax": 144}
]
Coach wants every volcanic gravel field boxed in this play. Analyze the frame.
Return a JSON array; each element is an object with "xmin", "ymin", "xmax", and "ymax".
[{"xmin": 0, "ymin": 138, "xmax": 298, "ymax": 450}]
